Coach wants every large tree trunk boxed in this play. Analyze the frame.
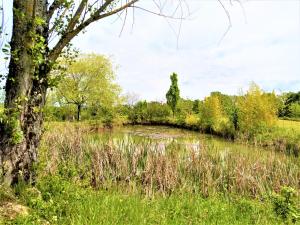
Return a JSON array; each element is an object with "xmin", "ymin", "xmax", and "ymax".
[{"xmin": 0, "ymin": 0, "xmax": 48, "ymax": 186}]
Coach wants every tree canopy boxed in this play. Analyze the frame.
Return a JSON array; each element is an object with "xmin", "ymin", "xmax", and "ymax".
[{"xmin": 55, "ymin": 54, "xmax": 121, "ymax": 121}]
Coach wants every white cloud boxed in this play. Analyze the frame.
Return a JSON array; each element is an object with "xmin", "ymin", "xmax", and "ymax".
[
  {"xmin": 2, "ymin": 1, "xmax": 300, "ymax": 99},
  {"xmin": 72, "ymin": 0, "xmax": 300, "ymax": 100}
]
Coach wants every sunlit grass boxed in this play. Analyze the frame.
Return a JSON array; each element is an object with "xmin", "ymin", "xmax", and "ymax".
[
  {"xmin": 11, "ymin": 177, "xmax": 279, "ymax": 225},
  {"xmin": 277, "ymin": 119, "xmax": 300, "ymax": 132}
]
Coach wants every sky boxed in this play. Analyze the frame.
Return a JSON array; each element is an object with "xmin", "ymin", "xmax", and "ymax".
[{"xmin": 1, "ymin": 0, "xmax": 300, "ymax": 101}]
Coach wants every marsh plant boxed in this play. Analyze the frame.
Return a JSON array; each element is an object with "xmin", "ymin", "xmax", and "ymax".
[{"xmin": 40, "ymin": 123, "xmax": 300, "ymax": 198}]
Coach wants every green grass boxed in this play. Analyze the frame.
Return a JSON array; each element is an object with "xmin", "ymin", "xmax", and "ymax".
[
  {"xmin": 7, "ymin": 176, "xmax": 281, "ymax": 225},
  {"xmin": 277, "ymin": 119, "xmax": 300, "ymax": 133}
]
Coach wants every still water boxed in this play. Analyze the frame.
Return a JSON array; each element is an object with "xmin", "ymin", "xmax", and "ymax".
[{"xmin": 93, "ymin": 125, "xmax": 280, "ymax": 158}]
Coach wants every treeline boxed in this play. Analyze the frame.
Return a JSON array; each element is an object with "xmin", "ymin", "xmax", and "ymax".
[
  {"xmin": 120, "ymin": 83, "xmax": 299, "ymax": 155},
  {"xmin": 122, "ymin": 84, "xmax": 279, "ymax": 139}
]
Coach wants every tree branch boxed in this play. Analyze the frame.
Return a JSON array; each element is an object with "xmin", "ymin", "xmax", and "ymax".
[
  {"xmin": 65, "ymin": 0, "xmax": 88, "ymax": 33},
  {"xmin": 49, "ymin": 0, "xmax": 138, "ymax": 62},
  {"xmin": 47, "ymin": 0, "xmax": 63, "ymax": 21}
]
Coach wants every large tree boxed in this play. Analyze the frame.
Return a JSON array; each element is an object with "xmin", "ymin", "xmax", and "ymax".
[
  {"xmin": 0, "ymin": 0, "xmax": 190, "ymax": 185},
  {"xmin": 56, "ymin": 54, "xmax": 121, "ymax": 121}
]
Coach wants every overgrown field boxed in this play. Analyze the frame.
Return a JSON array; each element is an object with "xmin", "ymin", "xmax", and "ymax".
[{"xmin": 1, "ymin": 122, "xmax": 299, "ymax": 224}]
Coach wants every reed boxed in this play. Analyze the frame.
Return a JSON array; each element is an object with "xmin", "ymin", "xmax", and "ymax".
[{"xmin": 39, "ymin": 123, "xmax": 300, "ymax": 198}]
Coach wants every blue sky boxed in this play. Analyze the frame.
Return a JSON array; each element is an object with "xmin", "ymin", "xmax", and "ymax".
[{"xmin": 1, "ymin": 0, "xmax": 300, "ymax": 101}]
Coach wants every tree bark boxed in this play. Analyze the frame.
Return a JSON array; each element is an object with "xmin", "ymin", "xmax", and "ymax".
[
  {"xmin": 0, "ymin": 0, "xmax": 48, "ymax": 186},
  {"xmin": 77, "ymin": 104, "xmax": 81, "ymax": 121}
]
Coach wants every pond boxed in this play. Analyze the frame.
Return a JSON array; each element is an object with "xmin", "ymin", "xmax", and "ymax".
[
  {"xmin": 43, "ymin": 123, "xmax": 300, "ymax": 196},
  {"xmin": 94, "ymin": 125, "xmax": 285, "ymax": 159}
]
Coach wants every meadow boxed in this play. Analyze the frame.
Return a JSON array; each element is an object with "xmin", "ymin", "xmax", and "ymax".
[{"xmin": 277, "ymin": 120, "xmax": 300, "ymax": 132}]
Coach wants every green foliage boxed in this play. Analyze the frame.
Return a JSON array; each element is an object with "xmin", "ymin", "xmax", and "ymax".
[
  {"xmin": 237, "ymin": 83, "xmax": 277, "ymax": 137},
  {"xmin": 176, "ymin": 99, "xmax": 194, "ymax": 117},
  {"xmin": 290, "ymin": 103, "xmax": 300, "ymax": 118},
  {"xmin": 200, "ymin": 93, "xmax": 234, "ymax": 136},
  {"xmin": 166, "ymin": 73, "xmax": 180, "ymax": 116},
  {"xmin": 51, "ymin": 54, "xmax": 122, "ymax": 122},
  {"xmin": 192, "ymin": 99, "xmax": 200, "ymax": 114},
  {"xmin": 128, "ymin": 101, "xmax": 171, "ymax": 123},
  {"xmin": 278, "ymin": 91, "xmax": 300, "ymax": 118},
  {"xmin": 0, "ymin": 111, "xmax": 24, "ymax": 145},
  {"xmin": 146, "ymin": 101, "xmax": 172, "ymax": 121},
  {"xmin": 271, "ymin": 187, "xmax": 300, "ymax": 224},
  {"xmin": 128, "ymin": 101, "xmax": 148, "ymax": 123}
]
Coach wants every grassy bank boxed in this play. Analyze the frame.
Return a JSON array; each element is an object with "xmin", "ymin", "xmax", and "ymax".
[
  {"xmin": 1, "ymin": 122, "xmax": 299, "ymax": 224},
  {"xmin": 1, "ymin": 176, "xmax": 284, "ymax": 225}
]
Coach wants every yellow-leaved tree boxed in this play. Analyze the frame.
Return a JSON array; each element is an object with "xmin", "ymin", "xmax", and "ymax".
[
  {"xmin": 237, "ymin": 83, "xmax": 277, "ymax": 137},
  {"xmin": 200, "ymin": 94, "xmax": 232, "ymax": 135}
]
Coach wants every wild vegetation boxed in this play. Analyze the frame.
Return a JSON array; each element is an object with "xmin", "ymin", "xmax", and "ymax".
[{"xmin": 1, "ymin": 123, "xmax": 299, "ymax": 224}]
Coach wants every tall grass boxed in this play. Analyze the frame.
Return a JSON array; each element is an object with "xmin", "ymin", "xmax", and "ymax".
[{"xmin": 40, "ymin": 123, "xmax": 300, "ymax": 198}]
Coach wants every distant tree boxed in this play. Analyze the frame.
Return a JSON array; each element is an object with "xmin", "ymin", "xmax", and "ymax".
[
  {"xmin": 166, "ymin": 73, "xmax": 180, "ymax": 117},
  {"xmin": 237, "ymin": 83, "xmax": 277, "ymax": 136},
  {"xmin": 200, "ymin": 94, "xmax": 232, "ymax": 135},
  {"xmin": 289, "ymin": 103, "xmax": 300, "ymax": 118},
  {"xmin": 56, "ymin": 54, "xmax": 121, "ymax": 121},
  {"xmin": 211, "ymin": 92, "xmax": 238, "ymax": 130},
  {"xmin": 279, "ymin": 92, "xmax": 300, "ymax": 117},
  {"xmin": 146, "ymin": 101, "xmax": 171, "ymax": 122},
  {"xmin": 0, "ymin": 90, "xmax": 4, "ymax": 103},
  {"xmin": 192, "ymin": 100, "xmax": 201, "ymax": 114},
  {"xmin": 128, "ymin": 101, "xmax": 148, "ymax": 123},
  {"xmin": 0, "ymin": 90, "xmax": 3, "ymax": 114}
]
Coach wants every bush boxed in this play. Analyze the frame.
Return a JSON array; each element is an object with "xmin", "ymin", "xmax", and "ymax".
[
  {"xmin": 271, "ymin": 186, "xmax": 300, "ymax": 224},
  {"xmin": 185, "ymin": 114, "xmax": 199, "ymax": 127}
]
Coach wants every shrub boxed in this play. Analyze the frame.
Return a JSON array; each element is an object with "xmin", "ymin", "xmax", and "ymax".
[
  {"xmin": 271, "ymin": 186, "xmax": 300, "ymax": 224},
  {"xmin": 185, "ymin": 114, "xmax": 199, "ymax": 128}
]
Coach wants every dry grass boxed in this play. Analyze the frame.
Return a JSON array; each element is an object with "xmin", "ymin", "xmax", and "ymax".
[{"xmin": 40, "ymin": 123, "xmax": 300, "ymax": 198}]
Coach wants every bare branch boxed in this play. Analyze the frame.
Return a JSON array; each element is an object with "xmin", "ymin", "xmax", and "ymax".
[
  {"xmin": 217, "ymin": 0, "xmax": 232, "ymax": 45},
  {"xmin": 130, "ymin": 5, "xmax": 186, "ymax": 20},
  {"xmin": 119, "ymin": 8, "xmax": 128, "ymax": 37},
  {"xmin": 49, "ymin": 0, "xmax": 139, "ymax": 61}
]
